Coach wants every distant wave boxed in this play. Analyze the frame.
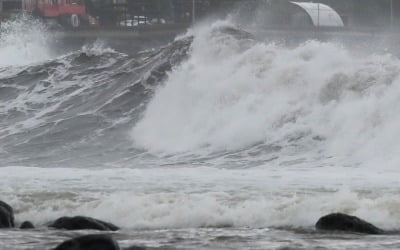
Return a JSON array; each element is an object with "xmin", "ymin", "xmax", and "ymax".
[{"xmin": 0, "ymin": 21, "xmax": 192, "ymax": 167}]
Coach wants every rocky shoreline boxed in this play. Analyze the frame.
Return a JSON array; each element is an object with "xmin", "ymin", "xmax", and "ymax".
[{"xmin": 0, "ymin": 200, "xmax": 390, "ymax": 250}]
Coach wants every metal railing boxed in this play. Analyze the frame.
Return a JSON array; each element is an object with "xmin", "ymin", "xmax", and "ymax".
[{"xmin": 86, "ymin": 0, "xmax": 210, "ymax": 28}]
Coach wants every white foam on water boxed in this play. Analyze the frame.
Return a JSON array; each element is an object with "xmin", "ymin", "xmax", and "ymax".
[
  {"xmin": 1, "ymin": 166, "xmax": 400, "ymax": 230},
  {"xmin": 0, "ymin": 15, "xmax": 54, "ymax": 67}
]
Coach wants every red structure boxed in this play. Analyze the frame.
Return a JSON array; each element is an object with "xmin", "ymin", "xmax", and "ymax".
[{"xmin": 23, "ymin": 0, "xmax": 87, "ymax": 27}]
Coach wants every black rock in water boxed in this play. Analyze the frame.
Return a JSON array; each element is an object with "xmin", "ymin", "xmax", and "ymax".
[
  {"xmin": 124, "ymin": 246, "xmax": 147, "ymax": 250},
  {"xmin": 53, "ymin": 234, "xmax": 120, "ymax": 250},
  {"xmin": 0, "ymin": 201, "xmax": 13, "ymax": 215},
  {"xmin": 20, "ymin": 221, "xmax": 35, "ymax": 229},
  {"xmin": 316, "ymin": 213, "xmax": 385, "ymax": 234},
  {"xmin": 49, "ymin": 216, "xmax": 119, "ymax": 231},
  {"xmin": 0, "ymin": 200, "xmax": 14, "ymax": 228}
]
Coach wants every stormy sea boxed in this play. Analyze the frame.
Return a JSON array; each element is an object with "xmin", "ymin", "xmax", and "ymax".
[{"xmin": 2, "ymin": 16, "xmax": 400, "ymax": 249}]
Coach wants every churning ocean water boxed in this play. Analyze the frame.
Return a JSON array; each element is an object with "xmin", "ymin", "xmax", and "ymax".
[{"xmin": 2, "ymin": 16, "xmax": 400, "ymax": 249}]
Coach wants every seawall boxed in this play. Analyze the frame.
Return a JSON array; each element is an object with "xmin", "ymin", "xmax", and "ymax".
[{"xmin": 52, "ymin": 25, "xmax": 400, "ymax": 56}]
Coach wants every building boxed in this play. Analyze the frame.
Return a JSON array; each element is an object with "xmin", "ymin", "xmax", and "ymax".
[
  {"xmin": 83, "ymin": 0, "xmax": 211, "ymax": 27},
  {"xmin": 230, "ymin": 0, "xmax": 344, "ymax": 29},
  {"xmin": 290, "ymin": 2, "xmax": 343, "ymax": 27},
  {"xmin": 1, "ymin": 0, "xmax": 399, "ymax": 29}
]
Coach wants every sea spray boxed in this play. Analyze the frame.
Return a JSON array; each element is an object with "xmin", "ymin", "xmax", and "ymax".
[
  {"xmin": 132, "ymin": 22, "xmax": 400, "ymax": 171},
  {"xmin": 0, "ymin": 15, "xmax": 53, "ymax": 67}
]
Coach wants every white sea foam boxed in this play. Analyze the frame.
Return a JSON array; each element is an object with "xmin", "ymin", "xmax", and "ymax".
[
  {"xmin": 0, "ymin": 15, "xmax": 53, "ymax": 67},
  {"xmin": 80, "ymin": 40, "xmax": 118, "ymax": 56},
  {"xmin": 2, "ymin": 166, "xmax": 400, "ymax": 230}
]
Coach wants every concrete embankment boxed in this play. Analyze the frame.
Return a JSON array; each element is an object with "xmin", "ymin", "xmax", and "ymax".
[
  {"xmin": 52, "ymin": 24, "xmax": 189, "ymax": 54},
  {"xmin": 52, "ymin": 25, "xmax": 400, "ymax": 55}
]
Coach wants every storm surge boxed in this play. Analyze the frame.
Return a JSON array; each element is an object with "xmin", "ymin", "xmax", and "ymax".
[
  {"xmin": 133, "ymin": 21, "xmax": 400, "ymax": 170},
  {"xmin": 2, "ymin": 18, "xmax": 400, "ymax": 248}
]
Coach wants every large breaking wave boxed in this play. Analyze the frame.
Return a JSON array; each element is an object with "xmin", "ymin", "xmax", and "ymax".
[
  {"xmin": 3, "ymin": 18, "xmax": 400, "ymax": 170},
  {"xmin": 2, "ymin": 18, "xmax": 400, "ymax": 232},
  {"xmin": 133, "ymin": 21, "xmax": 400, "ymax": 170}
]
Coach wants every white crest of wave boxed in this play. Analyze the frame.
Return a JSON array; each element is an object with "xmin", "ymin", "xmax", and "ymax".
[
  {"xmin": 132, "ymin": 21, "xmax": 400, "ymax": 166},
  {"xmin": 80, "ymin": 40, "xmax": 118, "ymax": 56},
  {"xmin": 18, "ymin": 189, "xmax": 400, "ymax": 230},
  {"xmin": 0, "ymin": 15, "xmax": 53, "ymax": 67}
]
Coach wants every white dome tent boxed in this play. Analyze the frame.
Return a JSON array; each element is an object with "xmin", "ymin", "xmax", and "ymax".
[{"xmin": 290, "ymin": 1, "xmax": 344, "ymax": 27}]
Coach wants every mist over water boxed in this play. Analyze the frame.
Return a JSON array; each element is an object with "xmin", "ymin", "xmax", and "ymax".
[
  {"xmin": 2, "ymin": 17, "xmax": 400, "ymax": 249},
  {"xmin": 0, "ymin": 16, "xmax": 54, "ymax": 67}
]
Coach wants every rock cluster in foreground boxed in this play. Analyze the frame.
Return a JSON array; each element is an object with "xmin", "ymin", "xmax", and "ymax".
[
  {"xmin": 0, "ymin": 200, "xmax": 389, "ymax": 249},
  {"xmin": 0, "ymin": 200, "xmax": 145, "ymax": 249}
]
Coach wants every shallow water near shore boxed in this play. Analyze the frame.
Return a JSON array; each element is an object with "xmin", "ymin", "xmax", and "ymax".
[
  {"xmin": 2, "ymin": 227, "xmax": 400, "ymax": 249},
  {"xmin": 2, "ymin": 16, "xmax": 400, "ymax": 249}
]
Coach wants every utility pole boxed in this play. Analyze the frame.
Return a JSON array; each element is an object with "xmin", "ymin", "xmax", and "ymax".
[
  {"xmin": 390, "ymin": 0, "xmax": 394, "ymax": 28},
  {"xmin": 192, "ymin": 0, "xmax": 196, "ymax": 24}
]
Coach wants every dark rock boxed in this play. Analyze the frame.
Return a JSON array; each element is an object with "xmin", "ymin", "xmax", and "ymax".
[
  {"xmin": 0, "ymin": 207, "xmax": 13, "ymax": 228},
  {"xmin": 316, "ymin": 213, "xmax": 385, "ymax": 234},
  {"xmin": 20, "ymin": 221, "xmax": 35, "ymax": 229},
  {"xmin": 124, "ymin": 246, "xmax": 147, "ymax": 250},
  {"xmin": 49, "ymin": 216, "xmax": 119, "ymax": 231},
  {"xmin": 0, "ymin": 201, "xmax": 13, "ymax": 215},
  {"xmin": 53, "ymin": 234, "xmax": 120, "ymax": 250},
  {"xmin": 0, "ymin": 200, "xmax": 14, "ymax": 228}
]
